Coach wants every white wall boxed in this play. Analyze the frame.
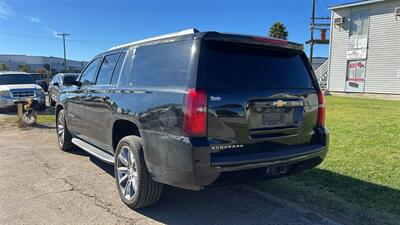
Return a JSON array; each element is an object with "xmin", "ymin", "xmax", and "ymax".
[
  {"xmin": 328, "ymin": 0, "xmax": 400, "ymax": 94},
  {"xmin": 0, "ymin": 54, "xmax": 87, "ymax": 73},
  {"xmin": 365, "ymin": 0, "xmax": 400, "ymax": 94},
  {"xmin": 328, "ymin": 8, "xmax": 351, "ymax": 92}
]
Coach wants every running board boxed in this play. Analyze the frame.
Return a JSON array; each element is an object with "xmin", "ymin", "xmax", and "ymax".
[{"xmin": 72, "ymin": 138, "xmax": 114, "ymax": 164}]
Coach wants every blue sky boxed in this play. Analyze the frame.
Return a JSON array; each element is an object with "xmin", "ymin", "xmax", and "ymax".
[{"xmin": 0, "ymin": 0, "xmax": 350, "ymax": 61}]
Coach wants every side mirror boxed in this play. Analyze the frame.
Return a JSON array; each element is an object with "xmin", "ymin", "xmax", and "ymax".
[
  {"xmin": 63, "ymin": 75, "xmax": 81, "ymax": 86},
  {"xmin": 53, "ymin": 82, "xmax": 59, "ymax": 87}
]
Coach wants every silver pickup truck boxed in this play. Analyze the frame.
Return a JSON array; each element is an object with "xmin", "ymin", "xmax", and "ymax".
[{"xmin": 0, "ymin": 72, "xmax": 46, "ymax": 111}]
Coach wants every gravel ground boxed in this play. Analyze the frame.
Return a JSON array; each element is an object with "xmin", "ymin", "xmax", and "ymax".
[{"xmin": 0, "ymin": 123, "xmax": 342, "ymax": 225}]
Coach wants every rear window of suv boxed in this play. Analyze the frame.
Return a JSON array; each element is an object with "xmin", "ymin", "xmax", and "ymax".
[{"xmin": 197, "ymin": 41, "xmax": 314, "ymax": 89}]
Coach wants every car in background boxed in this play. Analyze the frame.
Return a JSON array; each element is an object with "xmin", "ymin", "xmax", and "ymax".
[
  {"xmin": 48, "ymin": 73, "xmax": 79, "ymax": 106},
  {"xmin": 30, "ymin": 73, "xmax": 49, "ymax": 92},
  {"xmin": 0, "ymin": 71, "xmax": 46, "ymax": 111}
]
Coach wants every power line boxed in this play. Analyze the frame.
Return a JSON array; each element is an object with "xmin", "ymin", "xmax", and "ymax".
[
  {"xmin": 0, "ymin": 31, "xmax": 57, "ymax": 41},
  {"xmin": 310, "ymin": 0, "xmax": 316, "ymax": 63},
  {"xmin": 316, "ymin": 1, "xmax": 329, "ymax": 17},
  {"xmin": 308, "ymin": 0, "xmax": 330, "ymax": 63},
  {"xmin": 321, "ymin": 0, "xmax": 331, "ymax": 9},
  {"xmin": 0, "ymin": 31, "xmax": 120, "ymax": 44}
]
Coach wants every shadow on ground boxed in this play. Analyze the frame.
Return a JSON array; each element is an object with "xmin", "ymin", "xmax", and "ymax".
[
  {"xmin": 301, "ymin": 169, "xmax": 399, "ymax": 214},
  {"xmin": 252, "ymin": 168, "xmax": 400, "ymax": 225},
  {"xmin": 32, "ymin": 123, "xmax": 55, "ymax": 129},
  {"xmin": 64, "ymin": 146, "xmax": 400, "ymax": 225}
]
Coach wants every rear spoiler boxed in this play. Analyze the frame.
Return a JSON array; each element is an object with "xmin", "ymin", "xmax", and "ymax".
[{"xmin": 198, "ymin": 32, "xmax": 304, "ymax": 51}]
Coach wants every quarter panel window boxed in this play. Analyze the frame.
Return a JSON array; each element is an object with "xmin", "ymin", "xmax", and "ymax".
[
  {"xmin": 110, "ymin": 51, "xmax": 126, "ymax": 85},
  {"xmin": 80, "ymin": 58, "xmax": 101, "ymax": 86},
  {"xmin": 130, "ymin": 40, "xmax": 194, "ymax": 88},
  {"xmin": 96, "ymin": 53, "xmax": 121, "ymax": 85},
  {"xmin": 118, "ymin": 49, "xmax": 135, "ymax": 87}
]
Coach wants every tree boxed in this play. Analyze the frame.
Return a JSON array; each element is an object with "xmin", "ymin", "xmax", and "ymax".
[
  {"xmin": 0, "ymin": 63, "xmax": 9, "ymax": 71},
  {"xmin": 35, "ymin": 67, "xmax": 49, "ymax": 74},
  {"xmin": 43, "ymin": 63, "xmax": 50, "ymax": 71},
  {"xmin": 268, "ymin": 22, "xmax": 289, "ymax": 40},
  {"xmin": 50, "ymin": 68, "xmax": 57, "ymax": 77},
  {"xmin": 18, "ymin": 64, "xmax": 31, "ymax": 73}
]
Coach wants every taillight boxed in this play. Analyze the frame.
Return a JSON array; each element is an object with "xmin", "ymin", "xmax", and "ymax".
[
  {"xmin": 183, "ymin": 89, "xmax": 207, "ymax": 137},
  {"xmin": 253, "ymin": 36, "xmax": 288, "ymax": 45},
  {"xmin": 317, "ymin": 90, "xmax": 325, "ymax": 126}
]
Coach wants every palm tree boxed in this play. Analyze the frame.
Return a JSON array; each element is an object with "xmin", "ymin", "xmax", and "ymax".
[
  {"xmin": 18, "ymin": 64, "xmax": 31, "ymax": 73},
  {"xmin": 0, "ymin": 63, "xmax": 9, "ymax": 71},
  {"xmin": 268, "ymin": 22, "xmax": 289, "ymax": 40}
]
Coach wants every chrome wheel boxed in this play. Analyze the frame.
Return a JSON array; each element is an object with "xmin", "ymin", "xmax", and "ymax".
[
  {"xmin": 117, "ymin": 146, "xmax": 138, "ymax": 201},
  {"xmin": 57, "ymin": 111, "xmax": 65, "ymax": 146}
]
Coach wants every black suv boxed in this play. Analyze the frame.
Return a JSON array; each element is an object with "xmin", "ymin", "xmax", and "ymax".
[{"xmin": 56, "ymin": 29, "xmax": 329, "ymax": 209}]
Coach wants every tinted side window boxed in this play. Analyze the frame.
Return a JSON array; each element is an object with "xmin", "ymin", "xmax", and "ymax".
[
  {"xmin": 130, "ymin": 40, "xmax": 194, "ymax": 87},
  {"xmin": 110, "ymin": 51, "xmax": 126, "ymax": 85},
  {"xmin": 80, "ymin": 58, "xmax": 101, "ymax": 85},
  {"xmin": 96, "ymin": 53, "xmax": 120, "ymax": 85}
]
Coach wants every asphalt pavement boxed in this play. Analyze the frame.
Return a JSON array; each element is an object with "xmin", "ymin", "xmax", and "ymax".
[{"xmin": 0, "ymin": 123, "xmax": 341, "ymax": 225}]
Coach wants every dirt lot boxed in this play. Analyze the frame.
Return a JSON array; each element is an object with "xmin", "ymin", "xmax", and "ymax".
[{"xmin": 0, "ymin": 121, "xmax": 344, "ymax": 225}]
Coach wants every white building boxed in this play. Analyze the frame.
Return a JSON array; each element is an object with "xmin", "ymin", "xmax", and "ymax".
[
  {"xmin": 328, "ymin": 0, "xmax": 400, "ymax": 95},
  {"xmin": 0, "ymin": 54, "xmax": 87, "ymax": 74}
]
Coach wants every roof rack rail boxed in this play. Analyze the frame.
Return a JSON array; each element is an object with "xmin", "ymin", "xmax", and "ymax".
[{"xmin": 109, "ymin": 28, "xmax": 199, "ymax": 50}]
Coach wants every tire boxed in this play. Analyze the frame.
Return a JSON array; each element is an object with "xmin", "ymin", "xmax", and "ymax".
[
  {"xmin": 114, "ymin": 136, "xmax": 163, "ymax": 209},
  {"xmin": 56, "ymin": 109, "xmax": 74, "ymax": 151},
  {"xmin": 49, "ymin": 97, "xmax": 56, "ymax": 107}
]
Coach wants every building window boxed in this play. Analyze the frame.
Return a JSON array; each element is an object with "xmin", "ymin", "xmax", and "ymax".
[
  {"xmin": 345, "ymin": 60, "xmax": 366, "ymax": 92},
  {"xmin": 350, "ymin": 9, "xmax": 369, "ymax": 37}
]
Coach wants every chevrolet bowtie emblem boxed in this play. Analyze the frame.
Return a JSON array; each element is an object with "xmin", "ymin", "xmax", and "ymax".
[{"xmin": 273, "ymin": 100, "xmax": 287, "ymax": 107}]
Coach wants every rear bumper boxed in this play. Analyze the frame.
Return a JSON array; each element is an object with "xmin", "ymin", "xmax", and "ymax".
[
  {"xmin": 210, "ymin": 144, "xmax": 326, "ymax": 167},
  {"xmin": 194, "ymin": 144, "xmax": 327, "ymax": 188},
  {"xmin": 143, "ymin": 127, "xmax": 329, "ymax": 191}
]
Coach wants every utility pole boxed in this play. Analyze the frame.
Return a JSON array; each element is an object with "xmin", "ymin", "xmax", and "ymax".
[
  {"xmin": 57, "ymin": 33, "xmax": 70, "ymax": 72},
  {"xmin": 49, "ymin": 56, "xmax": 52, "ymax": 77},
  {"xmin": 310, "ymin": 0, "xmax": 316, "ymax": 64},
  {"xmin": 306, "ymin": 0, "xmax": 330, "ymax": 64}
]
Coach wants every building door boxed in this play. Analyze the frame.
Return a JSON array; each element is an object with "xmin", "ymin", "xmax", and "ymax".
[
  {"xmin": 345, "ymin": 8, "xmax": 369, "ymax": 93},
  {"xmin": 345, "ymin": 61, "xmax": 366, "ymax": 92}
]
